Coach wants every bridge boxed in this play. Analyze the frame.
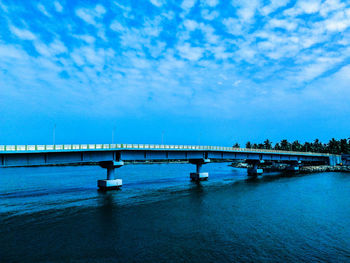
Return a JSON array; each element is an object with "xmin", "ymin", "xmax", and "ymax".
[{"xmin": 0, "ymin": 144, "xmax": 341, "ymax": 190}]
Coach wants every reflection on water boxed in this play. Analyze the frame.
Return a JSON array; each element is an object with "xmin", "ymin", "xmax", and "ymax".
[{"xmin": 1, "ymin": 164, "xmax": 350, "ymax": 262}]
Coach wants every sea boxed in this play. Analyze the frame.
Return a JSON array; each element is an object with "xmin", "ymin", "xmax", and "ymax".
[{"xmin": 1, "ymin": 163, "xmax": 350, "ymax": 262}]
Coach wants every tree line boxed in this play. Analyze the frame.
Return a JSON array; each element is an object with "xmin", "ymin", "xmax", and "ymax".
[{"xmin": 232, "ymin": 138, "xmax": 350, "ymax": 154}]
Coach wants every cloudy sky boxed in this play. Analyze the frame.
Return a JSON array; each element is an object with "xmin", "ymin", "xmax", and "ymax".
[{"xmin": 0, "ymin": 0, "xmax": 349, "ymax": 145}]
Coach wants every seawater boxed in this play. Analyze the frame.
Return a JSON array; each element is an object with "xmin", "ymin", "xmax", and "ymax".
[{"xmin": 1, "ymin": 163, "xmax": 350, "ymax": 262}]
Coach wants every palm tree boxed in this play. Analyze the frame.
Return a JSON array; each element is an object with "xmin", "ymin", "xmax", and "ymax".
[
  {"xmin": 291, "ymin": 140, "xmax": 302, "ymax": 151},
  {"xmin": 312, "ymin": 139, "xmax": 323, "ymax": 152},
  {"xmin": 274, "ymin": 143, "xmax": 281, "ymax": 150},
  {"xmin": 280, "ymin": 139, "xmax": 291, "ymax": 151},
  {"xmin": 340, "ymin": 139, "xmax": 349, "ymax": 154},
  {"xmin": 302, "ymin": 142, "xmax": 312, "ymax": 152},
  {"xmin": 264, "ymin": 139, "xmax": 272, "ymax": 149},
  {"xmin": 327, "ymin": 138, "xmax": 340, "ymax": 154},
  {"xmin": 246, "ymin": 141, "xmax": 252, "ymax": 148},
  {"xmin": 243, "ymin": 137, "xmax": 350, "ymax": 154},
  {"xmin": 233, "ymin": 143, "xmax": 240, "ymax": 148}
]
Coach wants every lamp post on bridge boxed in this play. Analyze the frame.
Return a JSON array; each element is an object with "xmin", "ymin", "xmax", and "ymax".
[
  {"xmin": 53, "ymin": 124, "xmax": 56, "ymax": 145},
  {"xmin": 112, "ymin": 126, "xmax": 115, "ymax": 144}
]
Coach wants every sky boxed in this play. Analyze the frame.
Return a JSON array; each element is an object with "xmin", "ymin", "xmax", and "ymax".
[{"xmin": 0, "ymin": 0, "xmax": 349, "ymax": 146}]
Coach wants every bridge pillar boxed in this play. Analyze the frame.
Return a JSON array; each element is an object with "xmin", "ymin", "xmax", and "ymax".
[
  {"xmin": 247, "ymin": 162, "xmax": 263, "ymax": 177},
  {"xmin": 286, "ymin": 161, "xmax": 301, "ymax": 172},
  {"xmin": 286, "ymin": 165, "xmax": 299, "ymax": 172},
  {"xmin": 189, "ymin": 159, "xmax": 210, "ymax": 181},
  {"xmin": 98, "ymin": 160, "xmax": 124, "ymax": 190}
]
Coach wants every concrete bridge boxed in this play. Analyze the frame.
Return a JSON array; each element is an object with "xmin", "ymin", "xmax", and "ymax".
[{"xmin": 0, "ymin": 144, "xmax": 340, "ymax": 190}]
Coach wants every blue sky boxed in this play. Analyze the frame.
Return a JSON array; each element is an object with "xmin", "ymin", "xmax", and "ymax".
[{"xmin": 0, "ymin": 0, "xmax": 349, "ymax": 146}]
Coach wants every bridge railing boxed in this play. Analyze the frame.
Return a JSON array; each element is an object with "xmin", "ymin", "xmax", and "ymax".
[{"xmin": 0, "ymin": 144, "xmax": 330, "ymax": 156}]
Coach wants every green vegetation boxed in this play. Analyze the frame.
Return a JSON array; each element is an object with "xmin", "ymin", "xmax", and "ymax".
[{"xmin": 233, "ymin": 138, "xmax": 350, "ymax": 154}]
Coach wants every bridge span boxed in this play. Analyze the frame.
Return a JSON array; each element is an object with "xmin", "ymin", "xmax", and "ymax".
[{"xmin": 0, "ymin": 144, "xmax": 340, "ymax": 190}]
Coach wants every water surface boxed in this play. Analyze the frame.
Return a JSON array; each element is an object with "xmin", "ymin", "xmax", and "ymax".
[{"xmin": 1, "ymin": 163, "xmax": 350, "ymax": 262}]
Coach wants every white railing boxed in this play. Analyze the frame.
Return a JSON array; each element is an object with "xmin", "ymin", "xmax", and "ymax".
[{"xmin": 0, "ymin": 143, "xmax": 331, "ymax": 156}]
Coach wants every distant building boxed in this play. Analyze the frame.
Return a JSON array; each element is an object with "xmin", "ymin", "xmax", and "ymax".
[{"xmin": 342, "ymin": 155, "xmax": 350, "ymax": 166}]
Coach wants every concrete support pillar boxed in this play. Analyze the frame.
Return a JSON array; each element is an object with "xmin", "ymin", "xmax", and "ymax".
[
  {"xmin": 286, "ymin": 165, "xmax": 299, "ymax": 171},
  {"xmin": 286, "ymin": 161, "xmax": 300, "ymax": 172},
  {"xmin": 98, "ymin": 160, "xmax": 124, "ymax": 190},
  {"xmin": 196, "ymin": 163, "xmax": 202, "ymax": 174},
  {"xmin": 190, "ymin": 159, "xmax": 210, "ymax": 181},
  {"xmin": 107, "ymin": 167, "xmax": 115, "ymax": 180},
  {"xmin": 247, "ymin": 162, "xmax": 263, "ymax": 176}
]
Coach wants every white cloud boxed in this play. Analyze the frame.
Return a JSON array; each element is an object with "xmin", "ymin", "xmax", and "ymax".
[
  {"xmin": 9, "ymin": 26, "xmax": 36, "ymax": 40},
  {"xmin": 71, "ymin": 52, "xmax": 85, "ymax": 66},
  {"xmin": 284, "ymin": 0, "xmax": 321, "ymax": 16},
  {"xmin": 301, "ymin": 64, "xmax": 350, "ymax": 111},
  {"xmin": 236, "ymin": 43, "xmax": 256, "ymax": 62},
  {"xmin": 70, "ymin": 46, "xmax": 115, "ymax": 73},
  {"xmin": 143, "ymin": 17, "xmax": 163, "ymax": 37},
  {"xmin": 298, "ymin": 0, "xmax": 321, "ymax": 14},
  {"xmin": 200, "ymin": 24, "xmax": 219, "ymax": 44},
  {"xmin": 261, "ymin": 0, "xmax": 290, "ymax": 15},
  {"xmin": 38, "ymin": 3, "xmax": 51, "ymax": 17},
  {"xmin": 223, "ymin": 18, "xmax": 243, "ymax": 35},
  {"xmin": 184, "ymin": 19, "xmax": 198, "ymax": 31},
  {"xmin": 150, "ymin": 0, "xmax": 165, "ymax": 7},
  {"xmin": 50, "ymin": 40, "xmax": 68, "ymax": 54},
  {"xmin": 95, "ymin": 4, "xmax": 106, "ymax": 15},
  {"xmin": 110, "ymin": 20, "xmax": 125, "ymax": 32},
  {"xmin": 54, "ymin": 1, "xmax": 63, "ymax": 12},
  {"xmin": 96, "ymin": 23, "xmax": 107, "ymax": 40},
  {"xmin": 211, "ymin": 45, "xmax": 231, "ymax": 59},
  {"xmin": 149, "ymin": 41, "xmax": 166, "ymax": 58},
  {"xmin": 34, "ymin": 39, "xmax": 67, "ymax": 57},
  {"xmin": 113, "ymin": 2, "xmax": 131, "ymax": 12},
  {"xmin": 76, "ymin": 9, "xmax": 95, "ymax": 25},
  {"xmin": 76, "ymin": 5, "xmax": 106, "ymax": 25},
  {"xmin": 268, "ymin": 18, "xmax": 298, "ymax": 31},
  {"xmin": 0, "ymin": 44, "xmax": 25, "ymax": 59},
  {"xmin": 113, "ymin": 2, "xmax": 134, "ymax": 19},
  {"xmin": 119, "ymin": 29, "xmax": 143, "ymax": 49},
  {"xmin": 201, "ymin": 9, "xmax": 219, "ymax": 20},
  {"xmin": 73, "ymin": 34, "xmax": 96, "ymax": 44},
  {"xmin": 161, "ymin": 11, "xmax": 175, "ymax": 20},
  {"xmin": 323, "ymin": 10, "xmax": 350, "ymax": 32},
  {"xmin": 319, "ymin": 0, "xmax": 345, "ymax": 17},
  {"xmin": 0, "ymin": 1, "xmax": 8, "ymax": 12},
  {"xmin": 181, "ymin": 0, "xmax": 197, "ymax": 13},
  {"xmin": 232, "ymin": 0, "xmax": 261, "ymax": 23},
  {"xmin": 177, "ymin": 43, "xmax": 204, "ymax": 61},
  {"xmin": 291, "ymin": 53, "xmax": 344, "ymax": 83},
  {"xmin": 201, "ymin": 0, "xmax": 218, "ymax": 7}
]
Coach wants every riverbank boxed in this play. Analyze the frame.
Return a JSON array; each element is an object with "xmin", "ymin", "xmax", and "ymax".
[
  {"xmin": 230, "ymin": 162, "xmax": 350, "ymax": 173},
  {"xmin": 299, "ymin": 165, "xmax": 350, "ymax": 173}
]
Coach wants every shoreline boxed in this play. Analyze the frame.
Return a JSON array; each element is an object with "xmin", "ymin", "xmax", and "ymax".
[
  {"xmin": 299, "ymin": 165, "xmax": 350, "ymax": 173},
  {"xmin": 230, "ymin": 162, "xmax": 350, "ymax": 173}
]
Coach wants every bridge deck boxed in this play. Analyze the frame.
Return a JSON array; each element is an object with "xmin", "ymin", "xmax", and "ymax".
[
  {"xmin": 0, "ymin": 143, "xmax": 334, "ymax": 168},
  {"xmin": 0, "ymin": 144, "xmax": 330, "ymax": 156}
]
